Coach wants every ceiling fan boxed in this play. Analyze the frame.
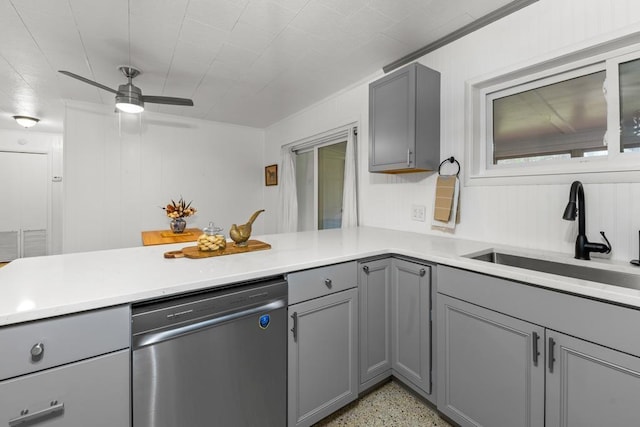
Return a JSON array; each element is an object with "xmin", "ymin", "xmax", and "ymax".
[{"xmin": 59, "ymin": 66, "xmax": 194, "ymax": 113}]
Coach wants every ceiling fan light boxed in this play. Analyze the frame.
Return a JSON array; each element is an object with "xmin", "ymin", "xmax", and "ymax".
[
  {"xmin": 13, "ymin": 115, "xmax": 39, "ymax": 128},
  {"xmin": 115, "ymin": 96, "xmax": 144, "ymax": 113}
]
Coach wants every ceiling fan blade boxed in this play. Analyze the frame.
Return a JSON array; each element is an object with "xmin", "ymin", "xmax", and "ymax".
[
  {"xmin": 142, "ymin": 95, "xmax": 194, "ymax": 106},
  {"xmin": 58, "ymin": 70, "xmax": 119, "ymax": 95}
]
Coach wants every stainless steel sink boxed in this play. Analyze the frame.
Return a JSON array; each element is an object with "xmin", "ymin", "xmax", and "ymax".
[{"xmin": 467, "ymin": 250, "xmax": 640, "ymax": 291}]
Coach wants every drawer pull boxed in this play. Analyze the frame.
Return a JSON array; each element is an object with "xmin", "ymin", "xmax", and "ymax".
[
  {"xmin": 548, "ymin": 337, "xmax": 556, "ymax": 373},
  {"xmin": 532, "ymin": 332, "xmax": 540, "ymax": 366},
  {"xmin": 362, "ymin": 265, "xmax": 369, "ymax": 274},
  {"xmin": 290, "ymin": 312, "xmax": 298, "ymax": 342},
  {"xmin": 9, "ymin": 401, "xmax": 64, "ymax": 426},
  {"xmin": 324, "ymin": 278, "xmax": 332, "ymax": 288},
  {"xmin": 30, "ymin": 343, "xmax": 44, "ymax": 361},
  {"xmin": 419, "ymin": 268, "xmax": 426, "ymax": 277}
]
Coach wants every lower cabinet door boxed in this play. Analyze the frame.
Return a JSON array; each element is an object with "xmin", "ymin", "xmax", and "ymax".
[
  {"xmin": 0, "ymin": 349, "xmax": 130, "ymax": 427},
  {"xmin": 359, "ymin": 258, "xmax": 392, "ymax": 389},
  {"xmin": 391, "ymin": 259, "xmax": 431, "ymax": 392},
  {"xmin": 288, "ymin": 288, "xmax": 358, "ymax": 427},
  {"xmin": 437, "ymin": 295, "xmax": 545, "ymax": 427},
  {"xmin": 546, "ymin": 330, "xmax": 640, "ymax": 427}
]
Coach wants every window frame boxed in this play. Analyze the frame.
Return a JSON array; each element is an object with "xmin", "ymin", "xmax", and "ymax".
[{"xmin": 466, "ymin": 33, "xmax": 640, "ymax": 186}]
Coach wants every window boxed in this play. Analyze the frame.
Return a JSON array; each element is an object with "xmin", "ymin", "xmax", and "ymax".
[
  {"xmin": 295, "ymin": 141, "xmax": 347, "ymax": 231},
  {"xmin": 467, "ymin": 35, "xmax": 640, "ymax": 184}
]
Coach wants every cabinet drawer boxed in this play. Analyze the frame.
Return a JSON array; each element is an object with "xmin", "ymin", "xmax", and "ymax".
[
  {"xmin": 288, "ymin": 262, "xmax": 357, "ymax": 305},
  {"xmin": 0, "ymin": 350, "xmax": 130, "ymax": 427},
  {"xmin": 0, "ymin": 305, "xmax": 130, "ymax": 381}
]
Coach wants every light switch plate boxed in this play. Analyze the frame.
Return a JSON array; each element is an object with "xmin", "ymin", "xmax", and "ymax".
[{"xmin": 411, "ymin": 205, "xmax": 426, "ymax": 222}]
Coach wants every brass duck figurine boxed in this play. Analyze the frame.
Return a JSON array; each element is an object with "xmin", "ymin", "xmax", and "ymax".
[{"xmin": 230, "ymin": 209, "xmax": 265, "ymax": 247}]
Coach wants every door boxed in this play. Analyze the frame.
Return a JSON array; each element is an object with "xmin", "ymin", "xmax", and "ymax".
[
  {"xmin": 546, "ymin": 330, "xmax": 640, "ymax": 427},
  {"xmin": 437, "ymin": 294, "xmax": 545, "ymax": 427},
  {"xmin": 295, "ymin": 141, "xmax": 347, "ymax": 231},
  {"xmin": 359, "ymin": 259, "xmax": 392, "ymax": 389},
  {"xmin": 391, "ymin": 259, "xmax": 431, "ymax": 392},
  {"xmin": 288, "ymin": 288, "xmax": 358, "ymax": 427},
  {"xmin": 0, "ymin": 151, "xmax": 48, "ymax": 261}
]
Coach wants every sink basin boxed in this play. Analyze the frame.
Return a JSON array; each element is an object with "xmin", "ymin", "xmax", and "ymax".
[{"xmin": 466, "ymin": 250, "xmax": 640, "ymax": 291}]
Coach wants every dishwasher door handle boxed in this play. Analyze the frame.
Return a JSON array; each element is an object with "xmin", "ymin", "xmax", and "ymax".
[{"xmin": 133, "ymin": 299, "xmax": 286, "ymax": 348}]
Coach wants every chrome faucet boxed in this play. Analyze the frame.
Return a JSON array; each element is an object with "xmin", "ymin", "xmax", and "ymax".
[{"xmin": 562, "ymin": 181, "xmax": 611, "ymax": 260}]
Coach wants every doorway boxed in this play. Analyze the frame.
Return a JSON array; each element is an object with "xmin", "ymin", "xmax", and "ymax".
[{"xmin": 0, "ymin": 151, "xmax": 48, "ymax": 262}]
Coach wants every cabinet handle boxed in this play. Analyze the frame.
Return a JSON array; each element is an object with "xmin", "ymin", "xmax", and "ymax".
[
  {"xmin": 9, "ymin": 401, "xmax": 64, "ymax": 426},
  {"xmin": 407, "ymin": 149, "xmax": 412, "ymax": 166},
  {"xmin": 548, "ymin": 337, "xmax": 556, "ymax": 373},
  {"xmin": 419, "ymin": 268, "xmax": 426, "ymax": 277},
  {"xmin": 30, "ymin": 342, "xmax": 44, "ymax": 362},
  {"xmin": 324, "ymin": 278, "xmax": 332, "ymax": 288},
  {"xmin": 532, "ymin": 332, "xmax": 540, "ymax": 366},
  {"xmin": 362, "ymin": 265, "xmax": 369, "ymax": 274},
  {"xmin": 290, "ymin": 312, "xmax": 298, "ymax": 342}
]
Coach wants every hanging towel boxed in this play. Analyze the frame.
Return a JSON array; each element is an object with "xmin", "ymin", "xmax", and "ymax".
[{"xmin": 432, "ymin": 175, "xmax": 460, "ymax": 233}]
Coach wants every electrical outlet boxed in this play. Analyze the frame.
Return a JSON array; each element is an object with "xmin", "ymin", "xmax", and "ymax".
[{"xmin": 411, "ymin": 205, "xmax": 426, "ymax": 222}]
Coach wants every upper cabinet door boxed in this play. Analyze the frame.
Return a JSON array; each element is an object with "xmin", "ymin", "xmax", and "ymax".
[{"xmin": 369, "ymin": 63, "xmax": 440, "ymax": 174}]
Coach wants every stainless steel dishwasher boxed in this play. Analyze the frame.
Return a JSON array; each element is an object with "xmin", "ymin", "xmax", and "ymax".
[{"xmin": 131, "ymin": 276, "xmax": 287, "ymax": 427}]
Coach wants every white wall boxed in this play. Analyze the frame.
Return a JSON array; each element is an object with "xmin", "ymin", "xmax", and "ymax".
[
  {"xmin": 0, "ymin": 129, "xmax": 63, "ymax": 255},
  {"xmin": 64, "ymin": 102, "xmax": 265, "ymax": 253},
  {"xmin": 264, "ymin": 0, "xmax": 640, "ymax": 263}
]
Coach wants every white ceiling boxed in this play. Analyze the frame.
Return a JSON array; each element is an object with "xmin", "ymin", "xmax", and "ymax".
[{"xmin": 0, "ymin": 0, "xmax": 520, "ymax": 133}]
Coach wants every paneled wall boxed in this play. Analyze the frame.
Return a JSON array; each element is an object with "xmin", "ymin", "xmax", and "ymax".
[
  {"xmin": 264, "ymin": 0, "xmax": 640, "ymax": 262},
  {"xmin": 64, "ymin": 102, "xmax": 265, "ymax": 253}
]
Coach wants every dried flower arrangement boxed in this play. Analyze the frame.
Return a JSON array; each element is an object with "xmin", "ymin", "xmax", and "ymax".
[{"xmin": 163, "ymin": 197, "xmax": 197, "ymax": 219}]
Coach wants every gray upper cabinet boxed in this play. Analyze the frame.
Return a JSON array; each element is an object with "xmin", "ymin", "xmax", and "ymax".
[
  {"xmin": 358, "ymin": 258, "xmax": 392, "ymax": 390},
  {"xmin": 369, "ymin": 63, "xmax": 440, "ymax": 173},
  {"xmin": 546, "ymin": 330, "xmax": 640, "ymax": 427},
  {"xmin": 391, "ymin": 258, "xmax": 431, "ymax": 393},
  {"xmin": 437, "ymin": 294, "xmax": 545, "ymax": 427}
]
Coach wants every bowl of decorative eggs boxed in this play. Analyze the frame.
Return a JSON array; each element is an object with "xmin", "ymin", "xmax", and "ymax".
[{"xmin": 197, "ymin": 222, "xmax": 227, "ymax": 252}]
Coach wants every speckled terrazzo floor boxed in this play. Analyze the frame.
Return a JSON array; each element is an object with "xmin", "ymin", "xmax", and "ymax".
[{"xmin": 313, "ymin": 380, "xmax": 453, "ymax": 427}]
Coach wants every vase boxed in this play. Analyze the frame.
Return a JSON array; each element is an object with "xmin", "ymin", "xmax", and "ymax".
[{"xmin": 170, "ymin": 218, "xmax": 187, "ymax": 233}]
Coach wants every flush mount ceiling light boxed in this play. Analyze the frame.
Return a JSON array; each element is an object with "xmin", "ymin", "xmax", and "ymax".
[{"xmin": 13, "ymin": 116, "xmax": 40, "ymax": 128}]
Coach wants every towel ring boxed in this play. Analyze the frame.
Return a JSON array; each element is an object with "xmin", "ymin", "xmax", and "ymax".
[{"xmin": 438, "ymin": 157, "xmax": 460, "ymax": 177}]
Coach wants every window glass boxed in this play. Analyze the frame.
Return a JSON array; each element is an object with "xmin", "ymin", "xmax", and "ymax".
[
  {"xmin": 295, "ymin": 141, "xmax": 347, "ymax": 231},
  {"xmin": 491, "ymin": 70, "xmax": 607, "ymax": 164},
  {"xmin": 295, "ymin": 151, "xmax": 314, "ymax": 232},
  {"xmin": 318, "ymin": 142, "xmax": 346, "ymax": 230},
  {"xmin": 619, "ymin": 58, "xmax": 640, "ymax": 152}
]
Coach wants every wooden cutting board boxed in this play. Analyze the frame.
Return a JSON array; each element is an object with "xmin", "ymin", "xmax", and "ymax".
[
  {"xmin": 164, "ymin": 240, "xmax": 271, "ymax": 259},
  {"xmin": 142, "ymin": 228, "xmax": 202, "ymax": 246}
]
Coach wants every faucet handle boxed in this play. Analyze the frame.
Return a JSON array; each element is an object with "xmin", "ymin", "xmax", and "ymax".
[{"xmin": 600, "ymin": 231, "xmax": 612, "ymax": 254}]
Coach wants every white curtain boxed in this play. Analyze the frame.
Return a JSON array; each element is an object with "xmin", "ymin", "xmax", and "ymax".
[
  {"xmin": 341, "ymin": 128, "xmax": 358, "ymax": 228},
  {"xmin": 277, "ymin": 147, "xmax": 298, "ymax": 233}
]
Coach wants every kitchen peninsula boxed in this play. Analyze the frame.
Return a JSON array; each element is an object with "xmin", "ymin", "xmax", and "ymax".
[{"xmin": 2, "ymin": 227, "xmax": 640, "ymax": 427}]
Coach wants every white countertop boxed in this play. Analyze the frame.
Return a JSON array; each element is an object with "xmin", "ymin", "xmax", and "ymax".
[{"xmin": 2, "ymin": 226, "xmax": 640, "ymax": 326}]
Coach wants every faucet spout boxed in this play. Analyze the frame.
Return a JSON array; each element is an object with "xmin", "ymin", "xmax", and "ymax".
[{"xmin": 562, "ymin": 181, "xmax": 611, "ymax": 260}]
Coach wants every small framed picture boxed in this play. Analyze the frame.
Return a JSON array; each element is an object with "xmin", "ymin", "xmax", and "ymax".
[{"xmin": 265, "ymin": 164, "xmax": 278, "ymax": 186}]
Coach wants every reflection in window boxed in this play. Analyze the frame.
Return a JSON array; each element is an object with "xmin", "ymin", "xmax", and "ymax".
[
  {"xmin": 619, "ymin": 58, "xmax": 640, "ymax": 152},
  {"xmin": 491, "ymin": 70, "xmax": 607, "ymax": 164}
]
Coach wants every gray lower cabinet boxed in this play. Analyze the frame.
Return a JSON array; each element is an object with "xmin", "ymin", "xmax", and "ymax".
[
  {"xmin": 0, "ymin": 349, "xmax": 130, "ymax": 427},
  {"xmin": 437, "ymin": 265, "xmax": 640, "ymax": 427},
  {"xmin": 288, "ymin": 288, "xmax": 359, "ymax": 427},
  {"xmin": 546, "ymin": 330, "xmax": 640, "ymax": 427},
  {"xmin": 437, "ymin": 294, "xmax": 545, "ymax": 427},
  {"xmin": 391, "ymin": 258, "xmax": 431, "ymax": 393},
  {"xmin": 358, "ymin": 258, "xmax": 392, "ymax": 390}
]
